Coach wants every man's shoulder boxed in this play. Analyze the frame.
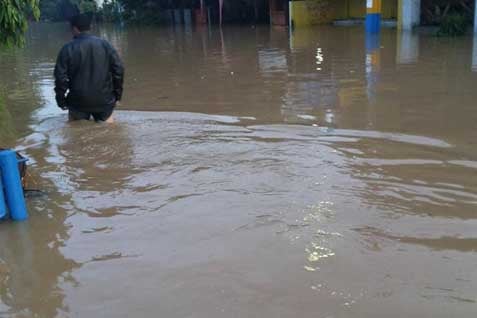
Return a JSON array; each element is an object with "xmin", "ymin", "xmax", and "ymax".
[
  {"xmin": 97, "ymin": 37, "xmax": 114, "ymax": 48},
  {"xmin": 58, "ymin": 40, "xmax": 75, "ymax": 54},
  {"xmin": 88, "ymin": 35, "xmax": 104, "ymax": 42},
  {"xmin": 85, "ymin": 35, "xmax": 114, "ymax": 48},
  {"xmin": 61, "ymin": 35, "xmax": 114, "ymax": 53},
  {"xmin": 63, "ymin": 38, "xmax": 77, "ymax": 47}
]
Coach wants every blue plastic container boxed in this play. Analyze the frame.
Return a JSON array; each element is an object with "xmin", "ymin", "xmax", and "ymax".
[
  {"xmin": 0, "ymin": 150, "xmax": 28, "ymax": 221},
  {"xmin": 0, "ymin": 171, "xmax": 6, "ymax": 219}
]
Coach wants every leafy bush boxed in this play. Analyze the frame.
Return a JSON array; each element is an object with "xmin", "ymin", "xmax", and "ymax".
[{"xmin": 437, "ymin": 13, "xmax": 470, "ymax": 36}]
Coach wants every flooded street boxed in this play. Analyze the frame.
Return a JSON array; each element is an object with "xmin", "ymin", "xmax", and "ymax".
[{"xmin": 1, "ymin": 23, "xmax": 477, "ymax": 317}]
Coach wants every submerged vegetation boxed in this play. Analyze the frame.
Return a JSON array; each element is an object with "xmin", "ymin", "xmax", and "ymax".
[
  {"xmin": 437, "ymin": 13, "xmax": 470, "ymax": 36},
  {"xmin": 422, "ymin": 0, "xmax": 473, "ymax": 36}
]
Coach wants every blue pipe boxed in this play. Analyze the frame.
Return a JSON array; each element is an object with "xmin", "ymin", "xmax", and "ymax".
[
  {"xmin": 366, "ymin": 32, "xmax": 380, "ymax": 53},
  {"xmin": 0, "ymin": 171, "xmax": 6, "ymax": 219},
  {"xmin": 0, "ymin": 150, "xmax": 28, "ymax": 221},
  {"xmin": 365, "ymin": 13, "xmax": 381, "ymax": 34}
]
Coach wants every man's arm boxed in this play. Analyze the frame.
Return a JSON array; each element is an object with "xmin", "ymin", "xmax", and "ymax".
[
  {"xmin": 54, "ymin": 46, "xmax": 70, "ymax": 110},
  {"xmin": 109, "ymin": 45, "xmax": 124, "ymax": 104}
]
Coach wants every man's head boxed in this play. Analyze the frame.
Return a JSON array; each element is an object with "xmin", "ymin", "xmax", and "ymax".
[{"xmin": 70, "ymin": 13, "xmax": 92, "ymax": 36}]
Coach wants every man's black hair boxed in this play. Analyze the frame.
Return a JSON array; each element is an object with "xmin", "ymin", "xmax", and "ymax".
[{"xmin": 70, "ymin": 13, "xmax": 93, "ymax": 32}]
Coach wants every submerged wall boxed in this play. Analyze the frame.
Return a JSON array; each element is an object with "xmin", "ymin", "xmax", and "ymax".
[{"xmin": 290, "ymin": 0, "xmax": 398, "ymax": 27}]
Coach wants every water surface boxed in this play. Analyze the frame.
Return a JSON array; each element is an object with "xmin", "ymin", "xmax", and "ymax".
[{"xmin": 0, "ymin": 23, "xmax": 477, "ymax": 317}]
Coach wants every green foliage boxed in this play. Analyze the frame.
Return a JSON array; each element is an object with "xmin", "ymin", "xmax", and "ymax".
[
  {"xmin": 0, "ymin": 0, "xmax": 40, "ymax": 47},
  {"xmin": 39, "ymin": 0, "xmax": 61, "ymax": 21},
  {"xmin": 123, "ymin": 10, "xmax": 161, "ymax": 25},
  {"xmin": 39, "ymin": 0, "xmax": 97, "ymax": 22},
  {"xmin": 422, "ymin": 0, "xmax": 474, "ymax": 25},
  {"xmin": 437, "ymin": 13, "xmax": 470, "ymax": 36},
  {"xmin": 77, "ymin": 0, "xmax": 96, "ymax": 13},
  {"xmin": 119, "ymin": 0, "xmax": 162, "ymax": 25},
  {"xmin": 100, "ymin": 0, "xmax": 123, "ymax": 23},
  {"xmin": 65, "ymin": 0, "xmax": 97, "ymax": 13}
]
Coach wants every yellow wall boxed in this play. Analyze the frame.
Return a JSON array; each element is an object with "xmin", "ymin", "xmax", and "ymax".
[
  {"xmin": 289, "ymin": 1, "xmax": 311, "ymax": 27},
  {"xmin": 332, "ymin": 1, "xmax": 348, "ymax": 19},
  {"xmin": 348, "ymin": 0, "xmax": 366, "ymax": 18},
  {"xmin": 289, "ymin": 0, "xmax": 397, "ymax": 26},
  {"xmin": 289, "ymin": 1, "xmax": 335, "ymax": 26},
  {"xmin": 345, "ymin": 0, "xmax": 397, "ymax": 19},
  {"xmin": 382, "ymin": 0, "xmax": 398, "ymax": 18}
]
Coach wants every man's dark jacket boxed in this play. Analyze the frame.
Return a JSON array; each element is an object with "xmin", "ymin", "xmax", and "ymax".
[{"xmin": 54, "ymin": 33, "xmax": 124, "ymax": 112}]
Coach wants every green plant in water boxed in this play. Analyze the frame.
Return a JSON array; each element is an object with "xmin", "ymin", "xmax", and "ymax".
[
  {"xmin": 437, "ymin": 13, "xmax": 470, "ymax": 36},
  {"xmin": 0, "ymin": 0, "xmax": 40, "ymax": 47}
]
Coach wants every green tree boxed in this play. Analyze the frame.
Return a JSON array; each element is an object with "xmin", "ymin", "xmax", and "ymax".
[
  {"xmin": 39, "ymin": 0, "xmax": 61, "ymax": 21},
  {"xmin": 0, "ymin": 0, "xmax": 40, "ymax": 47},
  {"xmin": 100, "ymin": 0, "xmax": 123, "ymax": 23},
  {"xmin": 77, "ymin": 0, "xmax": 97, "ymax": 13},
  {"xmin": 39, "ymin": 0, "xmax": 97, "ymax": 21}
]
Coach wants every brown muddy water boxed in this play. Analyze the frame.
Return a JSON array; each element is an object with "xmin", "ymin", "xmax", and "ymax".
[{"xmin": 1, "ymin": 23, "xmax": 477, "ymax": 317}]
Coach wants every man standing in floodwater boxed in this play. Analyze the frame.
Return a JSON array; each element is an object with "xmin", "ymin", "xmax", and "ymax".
[{"xmin": 54, "ymin": 13, "xmax": 124, "ymax": 123}]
